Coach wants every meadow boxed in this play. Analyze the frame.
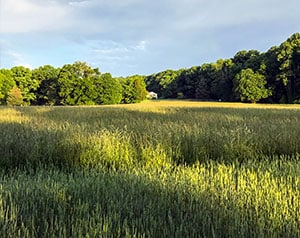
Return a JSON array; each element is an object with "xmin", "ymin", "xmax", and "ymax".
[{"xmin": 0, "ymin": 100, "xmax": 300, "ymax": 237}]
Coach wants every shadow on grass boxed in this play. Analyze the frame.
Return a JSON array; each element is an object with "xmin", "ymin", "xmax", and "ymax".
[
  {"xmin": 1, "ymin": 107, "xmax": 299, "ymax": 237},
  {"xmin": 0, "ymin": 121, "xmax": 82, "ymax": 171},
  {"xmin": 1, "ymin": 168, "xmax": 298, "ymax": 237},
  {"xmin": 4, "ymin": 106, "xmax": 300, "ymax": 168}
]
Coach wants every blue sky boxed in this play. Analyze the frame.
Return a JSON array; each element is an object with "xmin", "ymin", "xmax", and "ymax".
[{"xmin": 0, "ymin": 0, "xmax": 299, "ymax": 77}]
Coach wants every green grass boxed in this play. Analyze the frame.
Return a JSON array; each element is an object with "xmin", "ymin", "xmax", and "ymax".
[{"xmin": 0, "ymin": 101, "xmax": 300, "ymax": 237}]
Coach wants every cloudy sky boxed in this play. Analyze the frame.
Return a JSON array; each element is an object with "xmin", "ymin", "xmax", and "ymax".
[{"xmin": 0, "ymin": 0, "xmax": 299, "ymax": 76}]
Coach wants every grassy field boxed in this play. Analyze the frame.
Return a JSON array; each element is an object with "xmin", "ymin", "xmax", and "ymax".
[{"xmin": 0, "ymin": 100, "xmax": 300, "ymax": 237}]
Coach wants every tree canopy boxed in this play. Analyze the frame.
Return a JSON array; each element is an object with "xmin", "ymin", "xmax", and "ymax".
[
  {"xmin": 0, "ymin": 61, "xmax": 148, "ymax": 106},
  {"xmin": 94, "ymin": 73, "xmax": 123, "ymax": 105},
  {"xmin": 234, "ymin": 68, "xmax": 271, "ymax": 103},
  {"xmin": 1, "ymin": 33, "xmax": 300, "ymax": 105},
  {"xmin": 145, "ymin": 33, "xmax": 300, "ymax": 104},
  {"xmin": 0, "ymin": 69, "xmax": 15, "ymax": 104}
]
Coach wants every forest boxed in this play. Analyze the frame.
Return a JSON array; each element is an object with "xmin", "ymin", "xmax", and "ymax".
[
  {"xmin": 145, "ymin": 33, "xmax": 300, "ymax": 103},
  {"xmin": 0, "ymin": 62, "xmax": 148, "ymax": 106},
  {"xmin": 0, "ymin": 33, "xmax": 299, "ymax": 105}
]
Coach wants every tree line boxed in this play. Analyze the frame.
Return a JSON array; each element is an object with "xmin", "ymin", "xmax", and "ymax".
[
  {"xmin": 1, "ymin": 33, "xmax": 299, "ymax": 105},
  {"xmin": 0, "ymin": 62, "xmax": 148, "ymax": 106},
  {"xmin": 145, "ymin": 33, "xmax": 300, "ymax": 103}
]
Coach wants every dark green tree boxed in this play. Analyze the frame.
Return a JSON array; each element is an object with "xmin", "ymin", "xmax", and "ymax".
[
  {"xmin": 195, "ymin": 63, "xmax": 216, "ymax": 100},
  {"xmin": 94, "ymin": 73, "xmax": 123, "ymax": 105},
  {"xmin": 195, "ymin": 78, "xmax": 211, "ymax": 99},
  {"xmin": 58, "ymin": 62, "xmax": 99, "ymax": 105},
  {"xmin": 32, "ymin": 65, "xmax": 60, "ymax": 105},
  {"xmin": 176, "ymin": 67, "xmax": 199, "ymax": 98},
  {"xmin": 145, "ymin": 69, "xmax": 180, "ymax": 98},
  {"xmin": 210, "ymin": 59, "xmax": 234, "ymax": 101},
  {"xmin": 291, "ymin": 47, "xmax": 300, "ymax": 103},
  {"xmin": 262, "ymin": 46, "xmax": 281, "ymax": 103},
  {"xmin": 276, "ymin": 33, "xmax": 300, "ymax": 103},
  {"xmin": 232, "ymin": 50, "xmax": 262, "ymax": 74}
]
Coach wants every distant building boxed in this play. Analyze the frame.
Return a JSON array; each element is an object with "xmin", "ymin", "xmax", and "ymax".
[{"xmin": 147, "ymin": 92, "xmax": 158, "ymax": 99}]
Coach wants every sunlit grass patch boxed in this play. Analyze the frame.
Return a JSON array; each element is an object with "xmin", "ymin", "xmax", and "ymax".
[
  {"xmin": 0, "ymin": 101, "xmax": 300, "ymax": 237},
  {"xmin": 0, "ymin": 107, "xmax": 31, "ymax": 123}
]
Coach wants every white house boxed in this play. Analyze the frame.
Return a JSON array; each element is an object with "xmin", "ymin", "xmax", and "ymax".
[{"xmin": 147, "ymin": 91, "xmax": 158, "ymax": 99}]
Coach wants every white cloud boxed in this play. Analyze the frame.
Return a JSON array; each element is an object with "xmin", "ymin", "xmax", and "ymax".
[
  {"xmin": 89, "ymin": 40, "xmax": 148, "ymax": 55},
  {"xmin": 163, "ymin": 0, "xmax": 299, "ymax": 32},
  {"xmin": 81, "ymin": 39, "xmax": 149, "ymax": 75},
  {"xmin": 0, "ymin": 0, "xmax": 299, "ymax": 75},
  {"xmin": 133, "ymin": 41, "xmax": 147, "ymax": 51},
  {"xmin": 0, "ymin": 0, "xmax": 70, "ymax": 33},
  {"xmin": 5, "ymin": 50, "xmax": 32, "ymax": 68},
  {"xmin": 1, "ymin": 0, "xmax": 299, "ymax": 35},
  {"xmin": 0, "ymin": 39, "xmax": 32, "ymax": 68},
  {"xmin": 93, "ymin": 48, "xmax": 129, "ymax": 55},
  {"xmin": 68, "ymin": 0, "xmax": 91, "ymax": 7}
]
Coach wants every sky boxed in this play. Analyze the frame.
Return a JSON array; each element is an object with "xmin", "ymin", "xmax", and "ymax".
[{"xmin": 0, "ymin": 0, "xmax": 299, "ymax": 77}]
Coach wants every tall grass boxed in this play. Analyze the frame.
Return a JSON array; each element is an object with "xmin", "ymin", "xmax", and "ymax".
[
  {"xmin": 1, "ymin": 102, "xmax": 300, "ymax": 169},
  {"xmin": 0, "ymin": 101, "xmax": 300, "ymax": 237}
]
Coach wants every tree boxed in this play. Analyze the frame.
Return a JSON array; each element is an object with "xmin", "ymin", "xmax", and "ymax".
[
  {"xmin": 0, "ymin": 69, "xmax": 15, "ymax": 104},
  {"xmin": 195, "ymin": 78, "xmax": 211, "ymax": 99},
  {"xmin": 32, "ymin": 65, "xmax": 60, "ymax": 105},
  {"xmin": 176, "ymin": 67, "xmax": 199, "ymax": 98},
  {"xmin": 6, "ymin": 86, "xmax": 23, "ymax": 106},
  {"xmin": 210, "ymin": 59, "xmax": 234, "ymax": 101},
  {"xmin": 291, "ymin": 47, "xmax": 300, "ymax": 103},
  {"xmin": 263, "ymin": 46, "xmax": 281, "ymax": 103},
  {"xmin": 94, "ymin": 73, "xmax": 123, "ymax": 104},
  {"xmin": 11, "ymin": 66, "xmax": 39, "ymax": 105},
  {"xmin": 234, "ymin": 68, "xmax": 271, "ymax": 103},
  {"xmin": 121, "ymin": 75, "xmax": 148, "ymax": 103},
  {"xmin": 195, "ymin": 63, "xmax": 216, "ymax": 100},
  {"xmin": 232, "ymin": 50, "xmax": 262, "ymax": 74},
  {"xmin": 58, "ymin": 62, "xmax": 99, "ymax": 105},
  {"xmin": 276, "ymin": 33, "xmax": 300, "ymax": 103},
  {"xmin": 132, "ymin": 75, "xmax": 148, "ymax": 102},
  {"xmin": 145, "ymin": 69, "xmax": 180, "ymax": 98}
]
